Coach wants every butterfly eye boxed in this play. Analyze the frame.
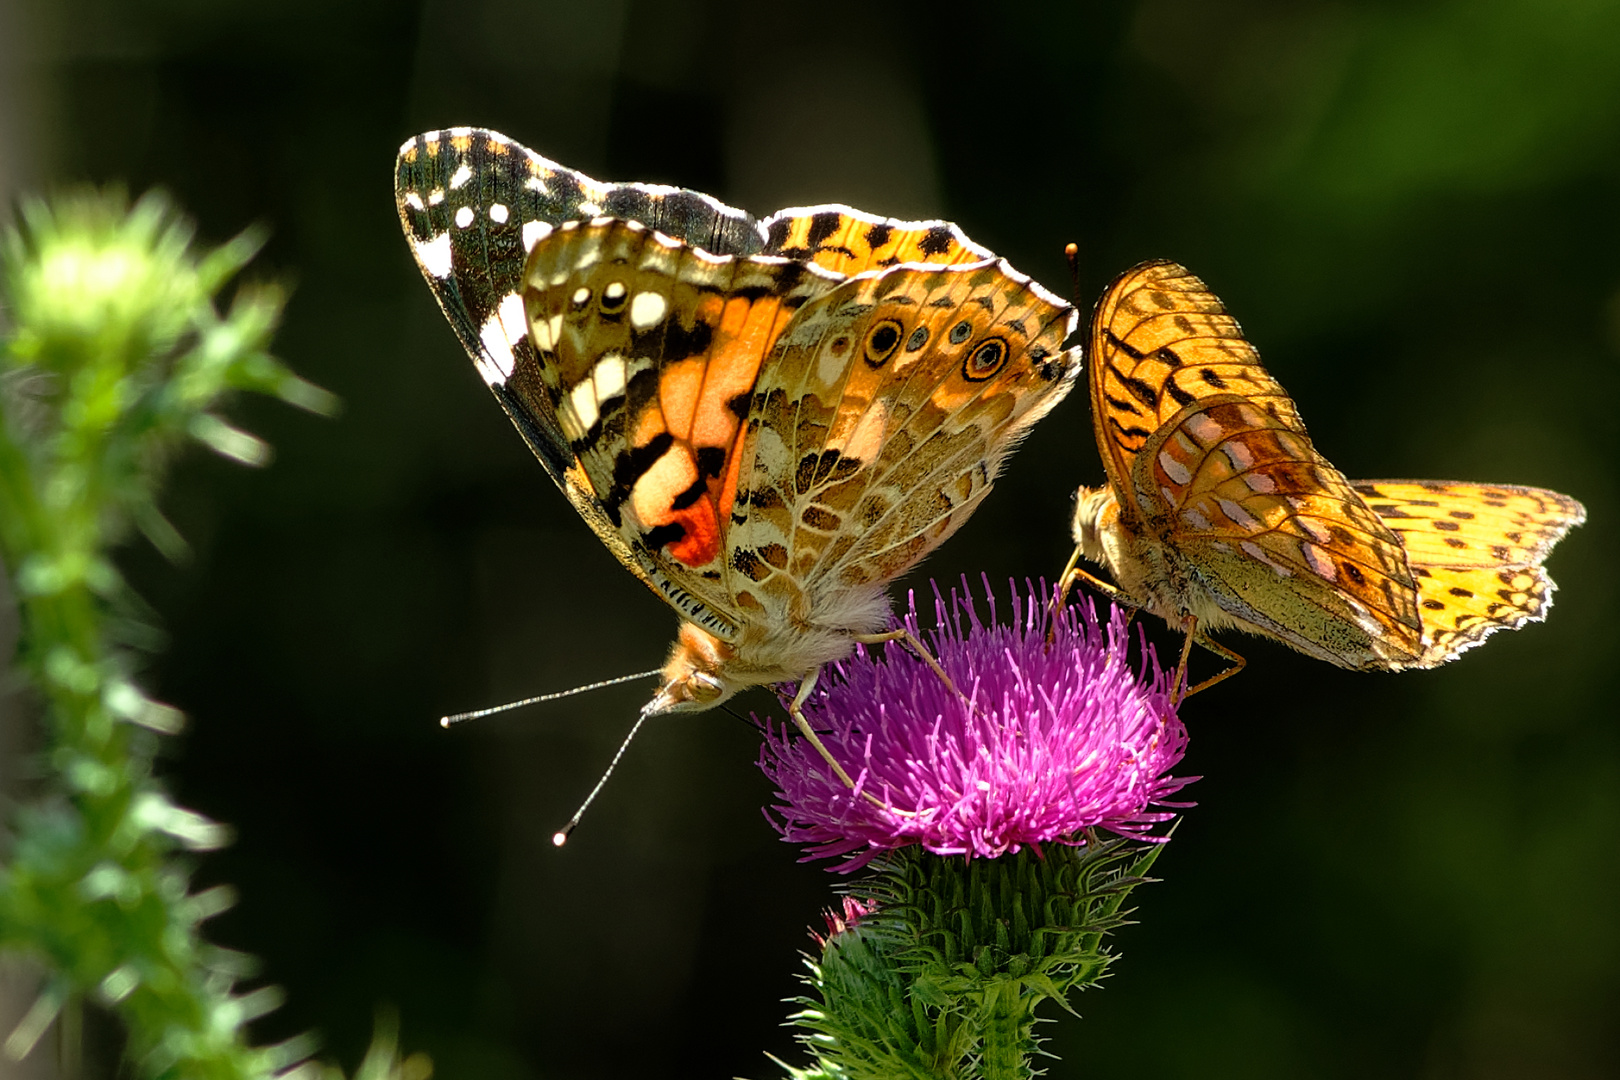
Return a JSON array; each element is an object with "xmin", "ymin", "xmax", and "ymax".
[
  {"xmin": 863, "ymin": 319, "xmax": 904, "ymax": 368},
  {"xmin": 948, "ymin": 319, "xmax": 974, "ymax": 345},
  {"xmin": 599, "ymin": 280, "xmax": 628, "ymax": 314},
  {"xmin": 963, "ymin": 337, "xmax": 1008, "ymax": 381},
  {"xmin": 687, "ymin": 671, "xmax": 725, "ymax": 703}
]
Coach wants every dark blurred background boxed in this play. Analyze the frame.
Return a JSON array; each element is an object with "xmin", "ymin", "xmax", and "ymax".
[{"xmin": 1, "ymin": 0, "xmax": 1615, "ymax": 1076}]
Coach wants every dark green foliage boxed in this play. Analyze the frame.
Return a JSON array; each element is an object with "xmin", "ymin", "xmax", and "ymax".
[{"xmin": 0, "ymin": 190, "xmax": 417, "ymax": 1080}]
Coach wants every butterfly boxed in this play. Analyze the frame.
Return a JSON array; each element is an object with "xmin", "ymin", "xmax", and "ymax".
[
  {"xmin": 396, "ymin": 128, "xmax": 1081, "ymax": 785},
  {"xmin": 1062, "ymin": 259, "xmax": 1585, "ymax": 697}
]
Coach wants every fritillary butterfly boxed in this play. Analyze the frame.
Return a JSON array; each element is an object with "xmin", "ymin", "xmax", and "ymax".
[{"xmin": 1063, "ymin": 260, "xmax": 1585, "ymax": 696}]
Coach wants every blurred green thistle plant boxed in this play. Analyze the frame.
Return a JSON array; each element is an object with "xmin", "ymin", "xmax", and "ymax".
[
  {"xmin": 0, "ymin": 189, "xmax": 422, "ymax": 1079},
  {"xmin": 761, "ymin": 582, "xmax": 1191, "ymax": 1079}
]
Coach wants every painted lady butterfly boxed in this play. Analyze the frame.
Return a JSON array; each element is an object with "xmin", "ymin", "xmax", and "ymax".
[
  {"xmin": 1064, "ymin": 259, "xmax": 1585, "ymax": 695},
  {"xmin": 396, "ymin": 129, "xmax": 1080, "ymax": 779}
]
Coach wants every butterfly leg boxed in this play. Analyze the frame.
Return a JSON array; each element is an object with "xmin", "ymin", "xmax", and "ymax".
[
  {"xmin": 852, "ymin": 628, "xmax": 966, "ymax": 707},
  {"xmin": 1183, "ymin": 634, "xmax": 1246, "ymax": 699},
  {"xmin": 1169, "ymin": 617, "xmax": 1246, "ymax": 702},
  {"xmin": 787, "ymin": 666, "xmax": 913, "ymax": 813},
  {"xmin": 1049, "ymin": 547, "xmax": 1140, "ymax": 641},
  {"xmin": 786, "ymin": 668, "xmax": 862, "ymax": 789}
]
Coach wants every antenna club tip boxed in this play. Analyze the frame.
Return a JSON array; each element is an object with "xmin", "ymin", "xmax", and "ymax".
[
  {"xmin": 1064, "ymin": 242, "xmax": 1078, "ymax": 257},
  {"xmin": 439, "ymin": 717, "xmax": 452, "ymax": 729},
  {"xmin": 551, "ymin": 829, "xmax": 570, "ymax": 847}
]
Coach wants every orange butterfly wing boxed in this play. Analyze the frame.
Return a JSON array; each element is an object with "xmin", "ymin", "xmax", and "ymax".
[
  {"xmin": 1088, "ymin": 260, "xmax": 1304, "ymax": 520},
  {"xmin": 520, "ymin": 218, "xmax": 847, "ymax": 640},
  {"xmin": 1088, "ymin": 261, "xmax": 1429, "ymax": 668},
  {"xmin": 726, "ymin": 257, "xmax": 1078, "ymax": 611},
  {"xmin": 1352, "ymin": 481, "xmax": 1586, "ymax": 663}
]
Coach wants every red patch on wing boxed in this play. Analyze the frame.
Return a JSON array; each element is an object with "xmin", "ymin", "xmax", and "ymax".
[{"xmin": 667, "ymin": 497, "xmax": 721, "ymax": 567}]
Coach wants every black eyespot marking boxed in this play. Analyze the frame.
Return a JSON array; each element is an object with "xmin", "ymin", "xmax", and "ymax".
[
  {"xmin": 949, "ymin": 320, "xmax": 973, "ymax": 345},
  {"xmin": 1343, "ymin": 563, "xmax": 1367, "ymax": 586},
  {"xmin": 864, "ymin": 319, "xmax": 904, "ymax": 367},
  {"xmin": 1422, "ymin": 598, "xmax": 1445, "ymax": 610},
  {"xmin": 963, "ymin": 337, "xmax": 1008, "ymax": 381},
  {"xmin": 906, "ymin": 326, "xmax": 929, "ymax": 352},
  {"xmin": 599, "ymin": 283, "xmax": 628, "ymax": 314},
  {"xmin": 830, "ymin": 335, "xmax": 851, "ymax": 356},
  {"xmin": 1448, "ymin": 586, "xmax": 1474, "ymax": 598}
]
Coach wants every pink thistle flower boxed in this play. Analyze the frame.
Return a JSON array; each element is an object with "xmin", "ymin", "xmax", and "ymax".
[{"xmin": 758, "ymin": 579, "xmax": 1193, "ymax": 872}]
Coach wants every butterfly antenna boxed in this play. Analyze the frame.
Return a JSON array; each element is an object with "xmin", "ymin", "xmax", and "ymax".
[
  {"xmin": 1064, "ymin": 242, "xmax": 1082, "ymax": 307},
  {"xmin": 718, "ymin": 701, "xmax": 755, "ymax": 729},
  {"xmin": 552, "ymin": 704, "xmax": 658, "ymax": 846},
  {"xmin": 439, "ymin": 669, "xmax": 662, "ymax": 728}
]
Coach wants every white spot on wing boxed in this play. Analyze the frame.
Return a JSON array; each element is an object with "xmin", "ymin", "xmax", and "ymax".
[
  {"xmin": 525, "ymin": 175, "xmax": 550, "ymax": 194},
  {"xmin": 1182, "ymin": 507, "xmax": 1212, "ymax": 531},
  {"xmin": 428, "ymin": 190, "xmax": 445, "ymax": 206},
  {"xmin": 1217, "ymin": 497, "xmax": 1260, "ymax": 531},
  {"xmin": 603, "ymin": 281, "xmax": 627, "ymax": 303},
  {"xmin": 448, "ymin": 162, "xmax": 473, "ymax": 190},
  {"xmin": 569, "ymin": 379, "xmax": 599, "ymax": 434},
  {"xmin": 489, "ymin": 202, "xmax": 509, "ymax": 224},
  {"xmin": 1158, "ymin": 450, "xmax": 1192, "ymax": 486},
  {"xmin": 1299, "ymin": 517, "xmax": 1333, "ymax": 544},
  {"xmin": 411, "ymin": 232, "xmax": 454, "ymax": 279},
  {"xmin": 630, "ymin": 291, "xmax": 667, "ymax": 329},
  {"xmin": 1224, "ymin": 440, "xmax": 1255, "ymax": 470},
  {"xmin": 578, "ymin": 201, "xmax": 602, "ymax": 216},
  {"xmin": 1244, "ymin": 471, "xmax": 1277, "ymax": 494},
  {"xmin": 478, "ymin": 319, "xmax": 513, "ymax": 384},
  {"xmin": 571, "ymin": 286, "xmax": 591, "ymax": 306},
  {"xmin": 1241, "ymin": 540, "xmax": 1294, "ymax": 577},
  {"xmin": 496, "ymin": 293, "xmax": 526, "ymax": 368},
  {"xmin": 522, "ymin": 219, "xmax": 553, "ymax": 252},
  {"xmin": 1183, "ymin": 413, "xmax": 1223, "ymax": 445},
  {"xmin": 1302, "ymin": 542, "xmax": 1337, "ymax": 581},
  {"xmin": 454, "ymin": 205, "xmax": 474, "ymax": 228},
  {"xmin": 592, "ymin": 353, "xmax": 627, "ymax": 401},
  {"xmin": 404, "ymin": 192, "xmax": 424, "ymax": 211}
]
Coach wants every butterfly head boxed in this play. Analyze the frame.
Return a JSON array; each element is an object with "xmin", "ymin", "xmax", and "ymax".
[
  {"xmin": 1071, "ymin": 486, "xmax": 1120, "ymax": 565},
  {"xmin": 641, "ymin": 621, "xmax": 741, "ymax": 717}
]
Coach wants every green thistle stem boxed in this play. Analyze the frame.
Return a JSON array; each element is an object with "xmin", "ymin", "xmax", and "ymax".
[
  {"xmin": 784, "ymin": 838, "xmax": 1166, "ymax": 1080},
  {"xmin": 979, "ymin": 980, "xmax": 1031, "ymax": 1080}
]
